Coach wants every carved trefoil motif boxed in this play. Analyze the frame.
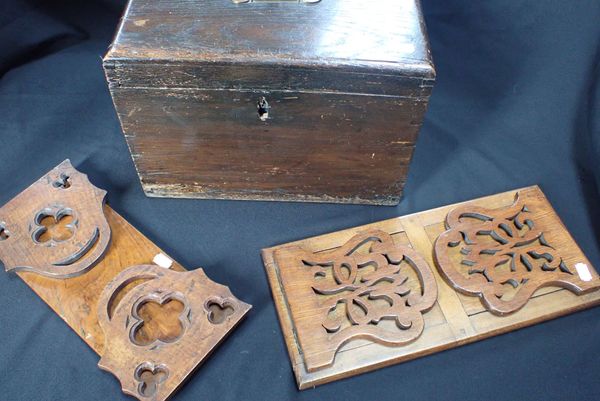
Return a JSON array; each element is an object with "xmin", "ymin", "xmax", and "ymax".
[
  {"xmin": 97, "ymin": 265, "xmax": 251, "ymax": 401},
  {"xmin": 0, "ymin": 159, "xmax": 111, "ymax": 278},
  {"xmin": 273, "ymin": 230, "xmax": 437, "ymax": 372},
  {"xmin": 1, "ymin": 160, "xmax": 253, "ymax": 400},
  {"xmin": 434, "ymin": 192, "xmax": 600, "ymax": 315}
]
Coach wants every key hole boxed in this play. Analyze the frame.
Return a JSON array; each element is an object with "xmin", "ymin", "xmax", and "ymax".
[{"xmin": 257, "ymin": 97, "xmax": 270, "ymax": 121}]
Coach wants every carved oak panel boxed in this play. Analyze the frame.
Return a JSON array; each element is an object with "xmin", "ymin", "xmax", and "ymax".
[
  {"xmin": 0, "ymin": 159, "xmax": 111, "ymax": 278},
  {"xmin": 2, "ymin": 160, "xmax": 253, "ymax": 400},
  {"xmin": 434, "ymin": 191, "xmax": 600, "ymax": 315},
  {"xmin": 273, "ymin": 230, "xmax": 437, "ymax": 372},
  {"xmin": 263, "ymin": 186, "xmax": 600, "ymax": 389},
  {"xmin": 97, "ymin": 265, "xmax": 251, "ymax": 401}
]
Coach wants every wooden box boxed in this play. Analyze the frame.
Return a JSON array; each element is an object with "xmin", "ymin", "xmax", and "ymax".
[{"xmin": 104, "ymin": 0, "xmax": 435, "ymax": 205}]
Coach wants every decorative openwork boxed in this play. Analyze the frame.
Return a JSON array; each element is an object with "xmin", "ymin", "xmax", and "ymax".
[
  {"xmin": 134, "ymin": 363, "xmax": 169, "ymax": 398},
  {"xmin": 97, "ymin": 265, "xmax": 251, "ymax": 401},
  {"xmin": 434, "ymin": 192, "xmax": 600, "ymax": 315},
  {"xmin": 273, "ymin": 230, "xmax": 437, "ymax": 372},
  {"xmin": 31, "ymin": 206, "xmax": 77, "ymax": 245},
  {"xmin": 0, "ymin": 159, "xmax": 111, "ymax": 278},
  {"xmin": 129, "ymin": 291, "xmax": 190, "ymax": 347}
]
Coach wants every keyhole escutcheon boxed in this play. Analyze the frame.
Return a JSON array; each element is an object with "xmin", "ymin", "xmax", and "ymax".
[{"xmin": 257, "ymin": 97, "xmax": 270, "ymax": 121}]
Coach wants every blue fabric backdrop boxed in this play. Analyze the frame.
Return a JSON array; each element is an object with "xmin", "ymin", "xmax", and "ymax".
[{"xmin": 1, "ymin": 1, "xmax": 599, "ymax": 400}]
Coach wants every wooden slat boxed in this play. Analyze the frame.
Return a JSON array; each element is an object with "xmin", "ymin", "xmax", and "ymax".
[{"xmin": 401, "ymin": 216, "xmax": 476, "ymax": 341}]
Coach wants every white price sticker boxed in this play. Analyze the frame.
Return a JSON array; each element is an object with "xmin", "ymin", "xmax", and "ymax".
[
  {"xmin": 575, "ymin": 263, "xmax": 593, "ymax": 282},
  {"xmin": 153, "ymin": 253, "xmax": 173, "ymax": 269}
]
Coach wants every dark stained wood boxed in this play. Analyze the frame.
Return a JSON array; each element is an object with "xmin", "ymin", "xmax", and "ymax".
[
  {"xmin": 106, "ymin": 0, "xmax": 433, "ymax": 75},
  {"xmin": 114, "ymin": 88, "xmax": 422, "ymax": 203},
  {"xmin": 105, "ymin": 62, "xmax": 434, "ymax": 96},
  {"xmin": 261, "ymin": 186, "xmax": 600, "ymax": 389},
  {"xmin": 0, "ymin": 159, "xmax": 111, "ymax": 278},
  {"xmin": 97, "ymin": 265, "xmax": 251, "ymax": 401},
  {"xmin": 104, "ymin": 0, "xmax": 435, "ymax": 205},
  {"xmin": 0, "ymin": 161, "xmax": 252, "ymax": 401},
  {"xmin": 434, "ymin": 190, "xmax": 600, "ymax": 316}
]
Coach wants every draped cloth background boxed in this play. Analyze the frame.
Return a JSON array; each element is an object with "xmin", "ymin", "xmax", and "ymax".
[{"xmin": 0, "ymin": 1, "xmax": 599, "ymax": 400}]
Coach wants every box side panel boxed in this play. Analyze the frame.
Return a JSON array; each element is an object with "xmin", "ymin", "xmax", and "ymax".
[{"xmin": 109, "ymin": 87, "xmax": 430, "ymax": 205}]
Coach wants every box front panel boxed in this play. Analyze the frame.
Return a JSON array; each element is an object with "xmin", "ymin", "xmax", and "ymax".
[{"xmin": 112, "ymin": 88, "xmax": 428, "ymax": 204}]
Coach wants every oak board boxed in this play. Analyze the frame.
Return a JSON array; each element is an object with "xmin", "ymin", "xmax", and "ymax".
[
  {"xmin": 0, "ymin": 161, "xmax": 252, "ymax": 401},
  {"xmin": 261, "ymin": 186, "xmax": 600, "ymax": 389}
]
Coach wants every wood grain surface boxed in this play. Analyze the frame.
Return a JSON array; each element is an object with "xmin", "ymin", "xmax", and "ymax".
[
  {"xmin": 104, "ymin": 0, "xmax": 435, "ymax": 205},
  {"xmin": 97, "ymin": 265, "xmax": 251, "ymax": 401},
  {"xmin": 14, "ymin": 205, "xmax": 186, "ymax": 354},
  {"xmin": 261, "ymin": 186, "xmax": 600, "ymax": 389},
  {"xmin": 112, "ymin": 88, "xmax": 426, "ymax": 204},
  {"xmin": 434, "ymin": 191, "xmax": 600, "ymax": 316},
  {"xmin": 273, "ymin": 229, "xmax": 438, "ymax": 373},
  {"xmin": 0, "ymin": 160, "xmax": 111, "ymax": 278},
  {"xmin": 1, "ymin": 162, "xmax": 252, "ymax": 401},
  {"xmin": 106, "ymin": 0, "xmax": 432, "ymax": 69}
]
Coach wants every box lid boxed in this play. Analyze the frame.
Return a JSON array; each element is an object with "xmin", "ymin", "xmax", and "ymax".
[{"xmin": 105, "ymin": 0, "xmax": 435, "ymax": 95}]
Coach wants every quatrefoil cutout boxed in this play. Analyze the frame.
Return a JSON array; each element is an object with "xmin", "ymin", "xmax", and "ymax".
[
  {"xmin": 31, "ymin": 207, "xmax": 77, "ymax": 245},
  {"xmin": 135, "ymin": 363, "xmax": 169, "ymax": 398},
  {"xmin": 97, "ymin": 265, "xmax": 251, "ymax": 401},
  {"xmin": 0, "ymin": 159, "xmax": 111, "ymax": 278},
  {"xmin": 129, "ymin": 292, "xmax": 191, "ymax": 347}
]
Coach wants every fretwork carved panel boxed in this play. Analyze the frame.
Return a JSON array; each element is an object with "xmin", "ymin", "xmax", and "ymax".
[
  {"xmin": 434, "ymin": 191, "xmax": 600, "ymax": 315},
  {"xmin": 1, "ymin": 160, "xmax": 252, "ymax": 401},
  {"xmin": 0, "ymin": 159, "xmax": 110, "ymax": 278},
  {"xmin": 97, "ymin": 265, "xmax": 251, "ymax": 401},
  {"xmin": 272, "ymin": 230, "xmax": 437, "ymax": 372},
  {"xmin": 262, "ymin": 186, "xmax": 600, "ymax": 389}
]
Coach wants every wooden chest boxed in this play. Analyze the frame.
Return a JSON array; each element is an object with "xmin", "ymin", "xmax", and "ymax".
[{"xmin": 104, "ymin": 0, "xmax": 435, "ymax": 205}]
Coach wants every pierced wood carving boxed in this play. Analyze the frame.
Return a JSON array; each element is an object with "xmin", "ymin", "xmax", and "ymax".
[
  {"xmin": 0, "ymin": 159, "xmax": 111, "ymax": 278},
  {"xmin": 97, "ymin": 264, "xmax": 251, "ymax": 401},
  {"xmin": 272, "ymin": 230, "xmax": 437, "ymax": 372},
  {"xmin": 263, "ymin": 186, "xmax": 600, "ymax": 389},
  {"xmin": 434, "ymin": 192, "xmax": 600, "ymax": 316},
  {"xmin": 2, "ymin": 160, "xmax": 252, "ymax": 400}
]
